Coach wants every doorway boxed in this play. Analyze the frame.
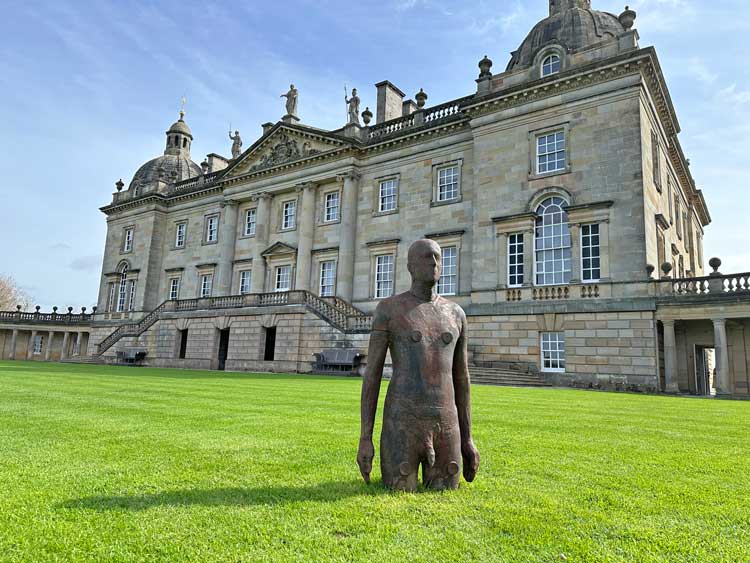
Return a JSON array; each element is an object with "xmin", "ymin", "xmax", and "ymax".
[
  {"xmin": 263, "ymin": 327, "xmax": 277, "ymax": 362},
  {"xmin": 217, "ymin": 329, "xmax": 230, "ymax": 371},
  {"xmin": 694, "ymin": 346, "xmax": 716, "ymax": 396}
]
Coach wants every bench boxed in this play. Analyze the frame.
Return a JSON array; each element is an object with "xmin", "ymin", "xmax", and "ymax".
[
  {"xmin": 115, "ymin": 348, "xmax": 148, "ymax": 366},
  {"xmin": 313, "ymin": 349, "xmax": 366, "ymax": 376}
]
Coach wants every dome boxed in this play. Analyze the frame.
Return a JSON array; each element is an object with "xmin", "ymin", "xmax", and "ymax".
[
  {"xmin": 129, "ymin": 154, "xmax": 201, "ymax": 190},
  {"xmin": 167, "ymin": 117, "xmax": 193, "ymax": 138},
  {"xmin": 506, "ymin": 6, "xmax": 624, "ymax": 71}
]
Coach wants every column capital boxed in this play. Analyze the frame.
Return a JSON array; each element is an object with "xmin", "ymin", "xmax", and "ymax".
[
  {"xmin": 220, "ymin": 199, "xmax": 239, "ymax": 209},
  {"xmin": 662, "ymin": 319, "xmax": 676, "ymax": 327},
  {"xmin": 337, "ymin": 169, "xmax": 361, "ymax": 183},
  {"xmin": 295, "ymin": 182, "xmax": 318, "ymax": 193},
  {"xmin": 712, "ymin": 318, "xmax": 727, "ymax": 327},
  {"xmin": 251, "ymin": 192, "xmax": 273, "ymax": 202}
]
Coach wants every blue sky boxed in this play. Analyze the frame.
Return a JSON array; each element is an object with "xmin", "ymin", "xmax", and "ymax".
[{"xmin": 0, "ymin": 0, "xmax": 748, "ymax": 310}]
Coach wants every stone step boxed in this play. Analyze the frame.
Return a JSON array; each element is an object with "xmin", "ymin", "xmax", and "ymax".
[{"xmin": 470, "ymin": 366, "xmax": 550, "ymax": 387}]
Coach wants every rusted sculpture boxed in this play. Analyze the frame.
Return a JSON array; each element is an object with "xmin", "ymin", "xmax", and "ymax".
[{"xmin": 357, "ymin": 239, "xmax": 480, "ymax": 491}]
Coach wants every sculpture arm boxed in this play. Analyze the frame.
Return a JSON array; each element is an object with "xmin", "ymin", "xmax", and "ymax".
[
  {"xmin": 357, "ymin": 303, "xmax": 389, "ymax": 484},
  {"xmin": 453, "ymin": 309, "xmax": 479, "ymax": 481}
]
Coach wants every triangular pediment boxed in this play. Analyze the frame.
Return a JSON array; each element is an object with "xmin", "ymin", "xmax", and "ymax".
[
  {"xmin": 225, "ymin": 124, "xmax": 351, "ymax": 178},
  {"xmin": 261, "ymin": 241, "xmax": 297, "ymax": 257}
]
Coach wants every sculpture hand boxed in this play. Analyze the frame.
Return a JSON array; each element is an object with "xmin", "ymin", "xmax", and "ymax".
[
  {"xmin": 357, "ymin": 437, "xmax": 375, "ymax": 484},
  {"xmin": 461, "ymin": 439, "xmax": 480, "ymax": 482}
]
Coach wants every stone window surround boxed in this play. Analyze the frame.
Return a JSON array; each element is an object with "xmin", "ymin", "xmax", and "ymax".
[
  {"xmin": 232, "ymin": 258, "xmax": 253, "ymax": 294},
  {"xmin": 431, "ymin": 159, "xmax": 463, "ymax": 207},
  {"xmin": 372, "ymin": 173, "xmax": 400, "ymax": 217},
  {"xmin": 278, "ymin": 197, "xmax": 298, "ymax": 232},
  {"xmin": 240, "ymin": 206, "xmax": 258, "ymax": 239},
  {"xmin": 265, "ymin": 253, "xmax": 296, "ymax": 292},
  {"xmin": 425, "ymin": 230, "xmax": 464, "ymax": 296},
  {"xmin": 121, "ymin": 225, "xmax": 135, "ymax": 254},
  {"xmin": 172, "ymin": 219, "xmax": 189, "ymax": 250},
  {"xmin": 312, "ymin": 248, "xmax": 339, "ymax": 297},
  {"xmin": 164, "ymin": 267, "xmax": 184, "ymax": 300},
  {"xmin": 533, "ymin": 44, "xmax": 567, "ymax": 79},
  {"xmin": 528, "ymin": 122, "xmax": 571, "ymax": 181},
  {"xmin": 493, "ymin": 198, "xmax": 612, "ymax": 287},
  {"xmin": 202, "ymin": 213, "xmax": 220, "ymax": 246},
  {"xmin": 320, "ymin": 189, "xmax": 342, "ymax": 225},
  {"xmin": 540, "ymin": 331, "xmax": 566, "ymax": 373},
  {"xmin": 196, "ymin": 263, "xmax": 217, "ymax": 298},
  {"xmin": 104, "ymin": 262, "xmax": 139, "ymax": 313},
  {"xmin": 366, "ymin": 239, "xmax": 400, "ymax": 299},
  {"xmin": 507, "ymin": 232, "xmax": 525, "ymax": 288}
]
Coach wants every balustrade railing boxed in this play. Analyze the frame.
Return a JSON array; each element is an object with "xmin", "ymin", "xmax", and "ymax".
[
  {"xmin": 0, "ymin": 310, "xmax": 93, "ymax": 325},
  {"xmin": 668, "ymin": 273, "xmax": 750, "ymax": 296},
  {"xmin": 424, "ymin": 100, "xmax": 463, "ymax": 123},
  {"xmin": 367, "ymin": 114, "xmax": 416, "ymax": 139}
]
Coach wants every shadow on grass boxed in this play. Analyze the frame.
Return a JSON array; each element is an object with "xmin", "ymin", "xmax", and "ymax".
[{"xmin": 59, "ymin": 480, "xmax": 391, "ymax": 511}]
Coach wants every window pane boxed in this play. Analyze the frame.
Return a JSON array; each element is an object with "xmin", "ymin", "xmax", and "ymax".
[
  {"xmin": 541, "ymin": 332, "xmax": 565, "ymax": 371},
  {"xmin": 437, "ymin": 246, "xmax": 457, "ymax": 296},
  {"xmin": 375, "ymin": 255, "xmax": 394, "ymax": 298},
  {"xmin": 535, "ymin": 198, "xmax": 571, "ymax": 285}
]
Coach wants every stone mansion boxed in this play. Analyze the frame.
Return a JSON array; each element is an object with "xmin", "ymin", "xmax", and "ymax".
[{"xmin": 2, "ymin": 0, "xmax": 749, "ymax": 397}]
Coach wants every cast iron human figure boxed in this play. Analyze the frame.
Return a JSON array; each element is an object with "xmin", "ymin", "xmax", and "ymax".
[{"xmin": 357, "ymin": 239, "xmax": 480, "ymax": 491}]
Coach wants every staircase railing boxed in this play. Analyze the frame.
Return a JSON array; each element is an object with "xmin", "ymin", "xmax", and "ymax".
[{"xmin": 95, "ymin": 291, "xmax": 372, "ymax": 356}]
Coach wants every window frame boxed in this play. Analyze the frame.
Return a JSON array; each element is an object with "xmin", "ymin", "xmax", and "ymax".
[
  {"xmin": 281, "ymin": 200, "xmax": 297, "ymax": 231},
  {"xmin": 243, "ymin": 208, "xmax": 257, "ymax": 237},
  {"xmin": 33, "ymin": 335, "xmax": 43, "ymax": 355},
  {"xmin": 541, "ymin": 332, "xmax": 566, "ymax": 373},
  {"xmin": 436, "ymin": 246, "xmax": 458, "ymax": 296},
  {"xmin": 199, "ymin": 273, "xmax": 213, "ymax": 298},
  {"xmin": 169, "ymin": 278, "xmax": 180, "ymax": 301},
  {"xmin": 174, "ymin": 222, "xmax": 187, "ymax": 249},
  {"xmin": 128, "ymin": 280, "xmax": 137, "ymax": 311},
  {"xmin": 374, "ymin": 254, "xmax": 395, "ymax": 299},
  {"xmin": 319, "ymin": 260, "xmax": 337, "ymax": 297},
  {"xmin": 580, "ymin": 223, "xmax": 601, "ymax": 283},
  {"xmin": 541, "ymin": 53, "xmax": 561, "ymax": 77},
  {"xmin": 435, "ymin": 164, "xmax": 461, "ymax": 204},
  {"xmin": 275, "ymin": 265, "xmax": 292, "ymax": 292},
  {"xmin": 204, "ymin": 215, "xmax": 219, "ymax": 244},
  {"xmin": 377, "ymin": 178, "xmax": 399, "ymax": 214},
  {"xmin": 508, "ymin": 233, "xmax": 525, "ymax": 288},
  {"xmin": 534, "ymin": 197, "xmax": 572, "ymax": 286},
  {"xmin": 535, "ymin": 130, "xmax": 567, "ymax": 176},
  {"xmin": 323, "ymin": 191, "xmax": 341, "ymax": 223},
  {"xmin": 239, "ymin": 270, "xmax": 252, "ymax": 295},
  {"xmin": 122, "ymin": 227, "xmax": 134, "ymax": 253},
  {"xmin": 652, "ymin": 130, "xmax": 662, "ymax": 192}
]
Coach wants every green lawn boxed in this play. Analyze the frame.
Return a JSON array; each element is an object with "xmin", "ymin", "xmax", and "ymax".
[{"xmin": 0, "ymin": 361, "xmax": 748, "ymax": 563}]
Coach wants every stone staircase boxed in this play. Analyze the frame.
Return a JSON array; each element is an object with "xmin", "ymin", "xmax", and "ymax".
[
  {"xmin": 61, "ymin": 356, "xmax": 104, "ymax": 365},
  {"xmin": 469, "ymin": 363, "xmax": 550, "ymax": 388}
]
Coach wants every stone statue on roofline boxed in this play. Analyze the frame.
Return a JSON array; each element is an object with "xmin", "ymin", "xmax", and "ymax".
[
  {"xmin": 357, "ymin": 239, "xmax": 480, "ymax": 491},
  {"xmin": 281, "ymin": 84, "xmax": 299, "ymax": 118},
  {"xmin": 229, "ymin": 130, "xmax": 242, "ymax": 159},
  {"xmin": 345, "ymin": 88, "xmax": 361, "ymax": 126}
]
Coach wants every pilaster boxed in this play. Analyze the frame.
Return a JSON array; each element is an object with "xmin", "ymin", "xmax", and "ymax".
[
  {"xmin": 27, "ymin": 330, "xmax": 37, "ymax": 360},
  {"xmin": 216, "ymin": 200, "xmax": 239, "ymax": 296},
  {"xmin": 662, "ymin": 320, "xmax": 679, "ymax": 393},
  {"xmin": 9, "ymin": 329, "xmax": 18, "ymax": 360},
  {"xmin": 713, "ymin": 319, "xmax": 731, "ymax": 396},
  {"xmin": 294, "ymin": 183, "xmax": 317, "ymax": 291},
  {"xmin": 45, "ymin": 331, "xmax": 55, "ymax": 361},
  {"xmin": 336, "ymin": 170, "xmax": 361, "ymax": 302},
  {"xmin": 251, "ymin": 193, "xmax": 273, "ymax": 294}
]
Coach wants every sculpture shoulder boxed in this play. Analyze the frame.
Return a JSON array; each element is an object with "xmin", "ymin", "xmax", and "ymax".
[{"xmin": 436, "ymin": 296, "xmax": 466, "ymax": 321}]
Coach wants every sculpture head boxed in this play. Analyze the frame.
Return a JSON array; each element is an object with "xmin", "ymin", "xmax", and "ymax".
[
  {"xmin": 290, "ymin": 84, "xmax": 295, "ymax": 90},
  {"xmin": 352, "ymin": 88, "xmax": 358, "ymax": 96},
  {"xmin": 234, "ymin": 130, "xmax": 239, "ymax": 135},
  {"xmin": 407, "ymin": 239, "xmax": 442, "ymax": 286}
]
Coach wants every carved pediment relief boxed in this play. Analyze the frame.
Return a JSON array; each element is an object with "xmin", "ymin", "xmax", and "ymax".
[
  {"xmin": 228, "ymin": 127, "xmax": 349, "ymax": 177},
  {"xmin": 261, "ymin": 241, "xmax": 297, "ymax": 257}
]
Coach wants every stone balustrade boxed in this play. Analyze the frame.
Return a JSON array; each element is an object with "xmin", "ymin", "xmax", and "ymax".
[{"xmin": 0, "ymin": 308, "xmax": 93, "ymax": 326}]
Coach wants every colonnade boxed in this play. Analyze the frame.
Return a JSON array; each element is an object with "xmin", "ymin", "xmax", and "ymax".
[{"xmin": 2, "ymin": 328, "xmax": 90, "ymax": 361}]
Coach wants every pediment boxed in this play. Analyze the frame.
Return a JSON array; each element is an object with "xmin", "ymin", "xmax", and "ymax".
[
  {"xmin": 226, "ymin": 125, "xmax": 351, "ymax": 178},
  {"xmin": 261, "ymin": 241, "xmax": 297, "ymax": 257}
]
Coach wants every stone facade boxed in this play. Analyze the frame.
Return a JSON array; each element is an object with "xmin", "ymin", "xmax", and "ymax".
[{"xmin": 3, "ymin": 1, "xmax": 748, "ymax": 398}]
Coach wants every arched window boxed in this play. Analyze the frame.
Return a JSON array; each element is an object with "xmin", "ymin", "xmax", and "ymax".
[
  {"xmin": 117, "ymin": 264, "xmax": 128, "ymax": 312},
  {"xmin": 541, "ymin": 54, "xmax": 561, "ymax": 77},
  {"xmin": 534, "ymin": 197, "xmax": 571, "ymax": 285},
  {"xmin": 182, "ymin": 137, "xmax": 187, "ymax": 148}
]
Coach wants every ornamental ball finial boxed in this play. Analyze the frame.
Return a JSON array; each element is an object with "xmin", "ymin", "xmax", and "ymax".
[
  {"xmin": 478, "ymin": 55, "xmax": 493, "ymax": 79},
  {"xmin": 115, "ymin": 179, "xmax": 124, "ymax": 192},
  {"xmin": 619, "ymin": 5, "xmax": 636, "ymax": 30},
  {"xmin": 362, "ymin": 107, "xmax": 373, "ymax": 125},
  {"xmin": 709, "ymin": 257, "xmax": 722, "ymax": 275},
  {"xmin": 415, "ymin": 88, "xmax": 428, "ymax": 109}
]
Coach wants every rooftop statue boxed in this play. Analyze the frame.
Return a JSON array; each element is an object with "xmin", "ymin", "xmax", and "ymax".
[
  {"xmin": 281, "ymin": 84, "xmax": 299, "ymax": 118},
  {"xmin": 357, "ymin": 239, "xmax": 480, "ymax": 491},
  {"xmin": 345, "ymin": 88, "xmax": 361, "ymax": 126},
  {"xmin": 229, "ymin": 130, "xmax": 242, "ymax": 160}
]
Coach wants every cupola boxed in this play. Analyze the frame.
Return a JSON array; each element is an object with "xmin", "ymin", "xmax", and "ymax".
[{"xmin": 164, "ymin": 109, "xmax": 194, "ymax": 158}]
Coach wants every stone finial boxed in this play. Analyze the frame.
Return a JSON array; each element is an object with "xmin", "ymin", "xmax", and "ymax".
[
  {"xmin": 478, "ymin": 55, "xmax": 493, "ymax": 79},
  {"xmin": 362, "ymin": 107, "xmax": 373, "ymax": 126},
  {"xmin": 92, "ymin": 306, "xmax": 97, "ymax": 314},
  {"xmin": 619, "ymin": 6, "xmax": 636, "ymax": 30},
  {"xmin": 67, "ymin": 307, "xmax": 73, "ymax": 314},
  {"xmin": 709, "ymin": 257, "xmax": 722, "ymax": 277},
  {"xmin": 415, "ymin": 88, "xmax": 428, "ymax": 109},
  {"xmin": 35, "ymin": 305, "xmax": 40, "ymax": 313},
  {"xmin": 201, "ymin": 159, "xmax": 209, "ymax": 174},
  {"xmin": 81, "ymin": 307, "xmax": 87, "ymax": 313},
  {"xmin": 115, "ymin": 179, "xmax": 124, "ymax": 192},
  {"xmin": 16, "ymin": 305, "xmax": 21, "ymax": 311},
  {"xmin": 645, "ymin": 264, "xmax": 655, "ymax": 279},
  {"xmin": 53, "ymin": 306, "xmax": 58, "ymax": 313},
  {"xmin": 660, "ymin": 262, "xmax": 673, "ymax": 279}
]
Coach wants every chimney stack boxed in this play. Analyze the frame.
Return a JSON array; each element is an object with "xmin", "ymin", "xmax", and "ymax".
[{"xmin": 375, "ymin": 81, "xmax": 406, "ymax": 124}]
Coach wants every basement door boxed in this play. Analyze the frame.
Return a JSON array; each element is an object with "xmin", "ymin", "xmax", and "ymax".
[{"xmin": 218, "ymin": 329, "xmax": 230, "ymax": 371}]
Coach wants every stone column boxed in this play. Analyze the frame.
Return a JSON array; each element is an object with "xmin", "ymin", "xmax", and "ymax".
[
  {"xmin": 9, "ymin": 329, "xmax": 18, "ymax": 360},
  {"xmin": 569, "ymin": 223, "xmax": 581, "ymax": 284},
  {"xmin": 27, "ymin": 330, "xmax": 38, "ymax": 360},
  {"xmin": 294, "ymin": 183, "xmax": 317, "ymax": 292},
  {"xmin": 713, "ymin": 318, "xmax": 731, "ymax": 396},
  {"xmin": 250, "ymin": 193, "xmax": 273, "ymax": 294},
  {"xmin": 45, "ymin": 331, "xmax": 55, "ymax": 361},
  {"xmin": 497, "ymin": 232, "xmax": 508, "ymax": 289},
  {"xmin": 662, "ymin": 320, "xmax": 679, "ymax": 393},
  {"xmin": 61, "ymin": 332, "xmax": 70, "ymax": 361},
  {"xmin": 216, "ymin": 200, "xmax": 239, "ymax": 296},
  {"xmin": 522, "ymin": 229, "xmax": 534, "ymax": 287},
  {"xmin": 337, "ymin": 171, "xmax": 361, "ymax": 302},
  {"xmin": 76, "ymin": 331, "xmax": 84, "ymax": 356}
]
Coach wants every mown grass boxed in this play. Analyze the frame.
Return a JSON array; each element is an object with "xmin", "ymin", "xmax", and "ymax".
[{"xmin": 0, "ymin": 360, "xmax": 748, "ymax": 563}]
